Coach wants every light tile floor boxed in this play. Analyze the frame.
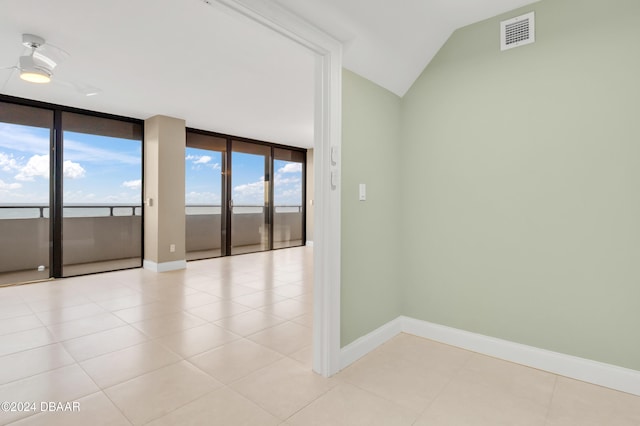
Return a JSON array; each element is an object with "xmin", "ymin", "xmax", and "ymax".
[{"xmin": 1, "ymin": 246, "xmax": 639, "ymax": 425}]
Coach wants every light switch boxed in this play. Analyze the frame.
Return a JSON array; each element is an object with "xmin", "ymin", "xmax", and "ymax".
[
  {"xmin": 359, "ymin": 183, "xmax": 366, "ymax": 201},
  {"xmin": 331, "ymin": 146, "xmax": 340, "ymax": 165}
]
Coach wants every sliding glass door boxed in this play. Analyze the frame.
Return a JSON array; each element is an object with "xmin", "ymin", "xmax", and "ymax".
[
  {"xmin": 183, "ymin": 131, "xmax": 306, "ymax": 261},
  {"xmin": 0, "ymin": 99, "xmax": 143, "ymax": 284},
  {"xmin": 0, "ymin": 102, "xmax": 53, "ymax": 285},
  {"xmin": 273, "ymin": 148, "xmax": 305, "ymax": 249},
  {"xmin": 61, "ymin": 112, "xmax": 143, "ymax": 277},
  {"xmin": 185, "ymin": 132, "xmax": 226, "ymax": 260},
  {"xmin": 230, "ymin": 141, "xmax": 271, "ymax": 255}
]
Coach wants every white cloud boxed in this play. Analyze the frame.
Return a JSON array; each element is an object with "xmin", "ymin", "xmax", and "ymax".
[
  {"xmin": 12, "ymin": 155, "xmax": 84, "ymax": 181},
  {"xmin": 15, "ymin": 154, "xmax": 49, "ymax": 181},
  {"xmin": 186, "ymin": 154, "xmax": 220, "ymax": 170},
  {"xmin": 0, "ymin": 125, "xmax": 140, "ymax": 166},
  {"xmin": 0, "ymin": 124, "xmax": 50, "ymax": 156},
  {"xmin": 0, "ymin": 188, "xmax": 48, "ymax": 203},
  {"xmin": 275, "ymin": 175, "xmax": 300, "ymax": 186},
  {"xmin": 122, "ymin": 179, "xmax": 142, "ymax": 190},
  {"xmin": 233, "ymin": 177, "xmax": 265, "ymax": 204},
  {"xmin": 63, "ymin": 160, "xmax": 86, "ymax": 179},
  {"xmin": 0, "ymin": 152, "xmax": 21, "ymax": 172},
  {"xmin": 63, "ymin": 138, "xmax": 141, "ymax": 165},
  {"xmin": 278, "ymin": 163, "xmax": 302, "ymax": 174},
  {"xmin": 0, "ymin": 179, "xmax": 22, "ymax": 190},
  {"xmin": 195, "ymin": 155, "xmax": 212, "ymax": 164},
  {"xmin": 186, "ymin": 154, "xmax": 210, "ymax": 163},
  {"xmin": 234, "ymin": 180, "xmax": 264, "ymax": 195},
  {"xmin": 274, "ymin": 162, "xmax": 302, "ymax": 191},
  {"xmin": 274, "ymin": 186, "xmax": 302, "ymax": 205}
]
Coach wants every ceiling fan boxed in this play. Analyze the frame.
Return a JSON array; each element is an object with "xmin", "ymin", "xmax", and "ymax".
[{"xmin": 1, "ymin": 33, "xmax": 101, "ymax": 96}]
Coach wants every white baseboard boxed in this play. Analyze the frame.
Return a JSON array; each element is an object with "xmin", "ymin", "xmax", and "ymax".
[
  {"xmin": 340, "ymin": 317, "xmax": 403, "ymax": 370},
  {"xmin": 306, "ymin": 241, "xmax": 314, "ymax": 247},
  {"xmin": 340, "ymin": 315, "xmax": 640, "ymax": 396},
  {"xmin": 143, "ymin": 259, "xmax": 187, "ymax": 272}
]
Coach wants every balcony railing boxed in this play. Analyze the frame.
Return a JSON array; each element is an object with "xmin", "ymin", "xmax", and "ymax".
[
  {"xmin": 0, "ymin": 204, "xmax": 303, "ymax": 276},
  {"xmin": 185, "ymin": 204, "xmax": 303, "ymax": 252},
  {"xmin": 0, "ymin": 204, "xmax": 142, "ymax": 219},
  {"xmin": 185, "ymin": 204, "xmax": 303, "ymax": 214},
  {"xmin": 0, "ymin": 205, "xmax": 143, "ymax": 275}
]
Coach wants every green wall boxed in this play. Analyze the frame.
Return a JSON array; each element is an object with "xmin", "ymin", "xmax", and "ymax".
[
  {"xmin": 400, "ymin": 0, "xmax": 640, "ymax": 370},
  {"xmin": 341, "ymin": 69, "xmax": 402, "ymax": 346}
]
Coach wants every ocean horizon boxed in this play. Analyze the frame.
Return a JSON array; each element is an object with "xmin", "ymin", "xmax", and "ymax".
[{"xmin": 0, "ymin": 204, "xmax": 301, "ymax": 219}]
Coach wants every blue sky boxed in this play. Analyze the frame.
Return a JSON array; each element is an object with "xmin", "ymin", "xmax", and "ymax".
[
  {"xmin": 1, "ymin": 122, "xmax": 302, "ymax": 206},
  {"xmin": 0, "ymin": 122, "xmax": 141, "ymax": 204},
  {"xmin": 0, "ymin": 123, "xmax": 51, "ymax": 203},
  {"xmin": 63, "ymin": 131, "xmax": 142, "ymax": 204},
  {"xmin": 186, "ymin": 148, "xmax": 302, "ymax": 206},
  {"xmin": 185, "ymin": 147, "xmax": 222, "ymax": 205}
]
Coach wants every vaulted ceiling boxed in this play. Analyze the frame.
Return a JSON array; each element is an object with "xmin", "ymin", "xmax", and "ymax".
[
  {"xmin": 0, "ymin": 0, "xmax": 538, "ymax": 148},
  {"xmin": 274, "ymin": 0, "xmax": 539, "ymax": 97}
]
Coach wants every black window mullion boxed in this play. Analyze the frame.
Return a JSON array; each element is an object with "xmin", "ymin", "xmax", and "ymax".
[
  {"xmin": 51, "ymin": 110, "xmax": 63, "ymax": 278},
  {"xmin": 301, "ymin": 155, "xmax": 307, "ymax": 246},
  {"xmin": 223, "ymin": 138, "xmax": 232, "ymax": 256},
  {"xmin": 268, "ymin": 148, "xmax": 274, "ymax": 251}
]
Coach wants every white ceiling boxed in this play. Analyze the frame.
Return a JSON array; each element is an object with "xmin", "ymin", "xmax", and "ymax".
[
  {"xmin": 0, "ymin": 0, "xmax": 538, "ymax": 149},
  {"xmin": 0, "ymin": 0, "xmax": 316, "ymax": 147},
  {"xmin": 274, "ymin": 0, "xmax": 540, "ymax": 97}
]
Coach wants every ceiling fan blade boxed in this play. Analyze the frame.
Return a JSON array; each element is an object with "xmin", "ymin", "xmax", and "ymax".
[
  {"xmin": 32, "ymin": 51, "xmax": 59, "ymax": 70},
  {"xmin": 54, "ymin": 78, "xmax": 102, "ymax": 97},
  {"xmin": 75, "ymin": 83, "xmax": 102, "ymax": 97},
  {"xmin": 0, "ymin": 67, "xmax": 18, "ymax": 92},
  {"xmin": 11, "ymin": 34, "xmax": 98, "ymax": 96},
  {"xmin": 19, "ymin": 41, "xmax": 70, "ymax": 71},
  {"xmin": 37, "ymin": 43, "xmax": 70, "ymax": 67}
]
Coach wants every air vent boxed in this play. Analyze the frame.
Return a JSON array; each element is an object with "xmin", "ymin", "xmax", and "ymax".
[{"xmin": 501, "ymin": 12, "xmax": 535, "ymax": 51}]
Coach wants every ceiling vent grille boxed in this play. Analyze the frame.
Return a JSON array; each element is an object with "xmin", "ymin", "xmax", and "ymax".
[{"xmin": 501, "ymin": 12, "xmax": 535, "ymax": 51}]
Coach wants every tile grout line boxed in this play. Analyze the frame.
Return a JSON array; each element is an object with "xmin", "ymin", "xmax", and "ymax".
[
  {"xmin": 542, "ymin": 374, "xmax": 559, "ymax": 426},
  {"xmin": 279, "ymin": 382, "xmax": 338, "ymax": 424},
  {"xmin": 333, "ymin": 377, "xmax": 423, "ymax": 422},
  {"xmin": 138, "ymin": 388, "xmax": 223, "ymax": 425},
  {"xmin": 410, "ymin": 352, "xmax": 475, "ymax": 425}
]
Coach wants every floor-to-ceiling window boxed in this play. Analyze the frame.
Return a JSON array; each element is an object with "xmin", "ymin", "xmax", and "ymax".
[
  {"xmin": 0, "ymin": 97, "xmax": 143, "ymax": 285},
  {"xmin": 61, "ymin": 112, "xmax": 143, "ymax": 276},
  {"xmin": 273, "ymin": 148, "xmax": 305, "ymax": 249},
  {"xmin": 230, "ymin": 140, "xmax": 272, "ymax": 255},
  {"xmin": 185, "ymin": 129, "xmax": 305, "ymax": 260},
  {"xmin": 185, "ymin": 131, "xmax": 226, "ymax": 260},
  {"xmin": 0, "ymin": 102, "xmax": 53, "ymax": 285}
]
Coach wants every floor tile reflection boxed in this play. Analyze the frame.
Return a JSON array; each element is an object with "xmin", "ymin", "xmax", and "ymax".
[{"xmin": 1, "ymin": 247, "xmax": 639, "ymax": 425}]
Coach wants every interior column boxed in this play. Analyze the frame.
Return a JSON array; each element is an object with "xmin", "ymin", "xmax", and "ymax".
[{"xmin": 143, "ymin": 115, "xmax": 186, "ymax": 272}]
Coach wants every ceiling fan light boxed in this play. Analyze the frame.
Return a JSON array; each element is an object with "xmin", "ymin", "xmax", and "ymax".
[
  {"xmin": 20, "ymin": 70, "xmax": 51, "ymax": 83},
  {"xmin": 19, "ymin": 55, "xmax": 52, "ymax": 84}
]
